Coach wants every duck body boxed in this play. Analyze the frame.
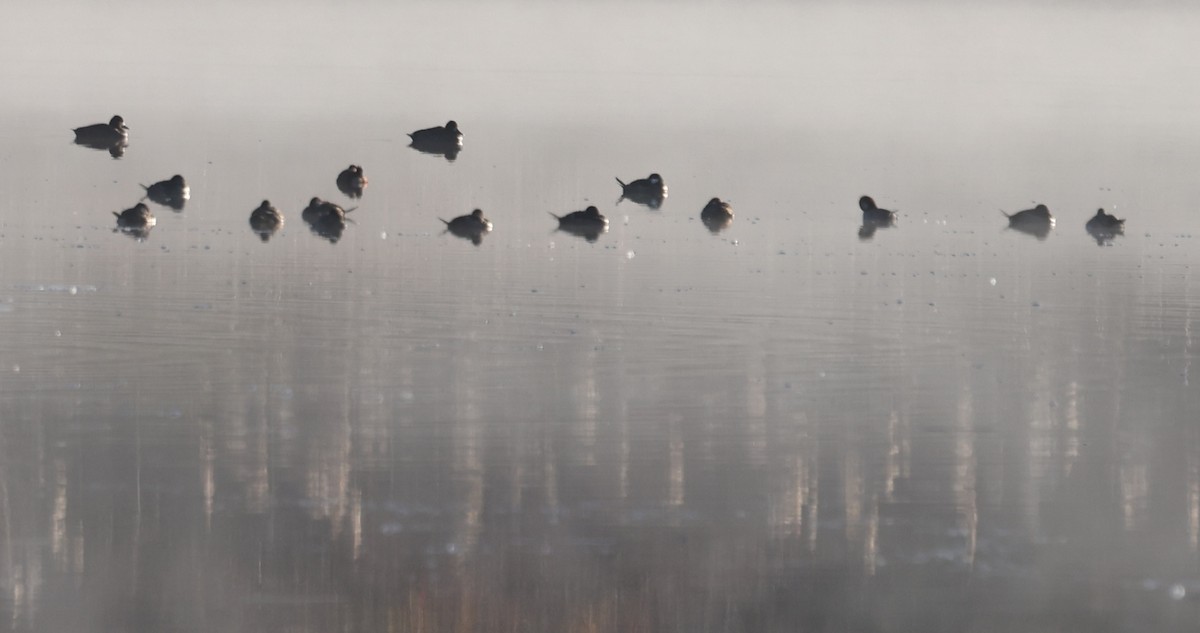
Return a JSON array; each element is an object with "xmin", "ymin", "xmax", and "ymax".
[
  {"xmin": 143, "ymin": 175, "xmax": 189, "ymax": 210},
  {"xmin": 859, "ymin": 196, "xmax": 897, "ymax": 226},
  {"xmin": 700, "ymin": 197, "xmax": 734, "ymax": 233},
  {"xmin": 440, "ymin": 209, "xmax": 492, "ymax": 245},
  {"xmin": 302, "ymin": 197, "xmax": 350, "ymax": 242},
  {"xmin": 249, "ymin": 200, "xmax": 284, "ymax": 241},
  {"xmin": 408, "ymin": 121, "xmax": 463, "ymax": 160},
  {"xmin": 74, "ymin": 115, "xmax": 128, "ymax": 145},
  {"xmin": 113, "ymin": 202, "xmax": 155, "ymax": 229},
  {"xmin": 1085, "ymin": 208, "xmax": 1125, "ymax": 245},
  {"xmin": 1003, "ymin": 203, "xmax": 1054, "ymax": 239},
  {"xmin": 616, "ymin": 173, "xmax": 667, "ymax": 209},
  {"xmin": 551, "ymin": 206, "xmax": 608, "ymax": 242},
  {"xmin": 336, "ymin": 165, "xmax": 367, "ymax": 198}
]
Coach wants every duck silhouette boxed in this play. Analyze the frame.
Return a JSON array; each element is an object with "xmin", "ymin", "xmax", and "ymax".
[
  {"xmin": 551, "ymin": 205, "xmax": 608, "ymax": 242},
  {"xmin": 700, "ymin": 198, "xmax": 734, "ymax": 234},
  {"xmin": 1085, "ymin": 208, "xmax": 1125, "ymax": 245},
  {"xmin": 336, "ymin": 165, "xmax": 367, "ymax": 198},
  {"xmin": 616, "ymin": 173, "xmax": 667, "ymax": 209},
  {"xmin": 73, "ymin": 115, "xmax": 128, "ymax": 156},
  {"xmin": 408, "ymin": 121, "xmax": 463, "ymax": 161},
  {"xmin": 1003, "ymin": 203, "xmax": 1054, "ymax": 240},
  {"xmin": 142, "ymin": 175, "xmax": 189, "ymax": 211},
  {"xmin": 249, "ymin": 200, "xmax": 284, "ymax": 242},
  {"xmin": 440, "ymin": 209, "xmax": 492, "ymax": 245}
]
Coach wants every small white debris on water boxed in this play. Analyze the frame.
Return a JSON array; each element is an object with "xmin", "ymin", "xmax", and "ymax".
[
  {"xmin": 380, "ymin": 232, "xmax": 387, "ymax": 240},
  {"xmin": 69, "ymin": 286, "xmax": 78, "ymax": 295},
  {"xmin": 626, "ymin": 251, "xmax": 635, "ymax": 259},
  {"xmin": 989, "ymin": 278, "xmax": 997, "ymax": 286},
  {"xmin": 1170, "ymin": 584, "xmax": 1186, "ymax": 600}
]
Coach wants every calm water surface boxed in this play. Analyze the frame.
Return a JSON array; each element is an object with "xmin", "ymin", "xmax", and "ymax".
[{"xmin": 1, "ymin": 1, "xmax": 1199, "ymax": 631}]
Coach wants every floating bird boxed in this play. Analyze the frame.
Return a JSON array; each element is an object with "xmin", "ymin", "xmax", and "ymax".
[
  {"xmin": 249, "ymin": 200, "xmax": 284, "ymax": 242},
  {"xmin": 142, "ymin": 175, "xmax": 189, "ymax": 210},
  {"xmin": 408, "ymin": 121, "xmax": 463, "ymax": 161},
  {"xmin": 700, "ymin": 197, "xmax": 734, "ymax": 234},
  {"xmin": 302, "ymin": 197, "xmax": 351, "ymax": 243},
  {"xmin": 1085, "ymin": 208, "xmax": 1125, "ymax": 245},
  {"xmin": 113, "ymin": 202, "xmax": 155, "ymax": 239},
  {"xmin": 551, "ymin": 205, "xmax": 608, "ymax": 242},
  {"xmin": 336, "ymin": 165, "xmax": 367, "ymax": 198},
  {"xmin": 440, "ymin": 209, "xmax": 492, "ymax": 245},
  {"xmin": 73, "ymin": 115, "xmax": 128, "ymax": 156},
  {"xmin": 859, "ymin": 196, "xmax": 897, "ymax": 226},
  {"xmin": 1003, "ymin": 203, "xmax": 1054, "ymax": 239},
  {"xmin": 616, "ymin": 173, "xmax": 667, "ymax": 209}
]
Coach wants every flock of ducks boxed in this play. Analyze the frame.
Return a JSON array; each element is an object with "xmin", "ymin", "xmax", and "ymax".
[{"xmin": 74, "ymin": 115, "xmax": 1125, "ymax": 247}]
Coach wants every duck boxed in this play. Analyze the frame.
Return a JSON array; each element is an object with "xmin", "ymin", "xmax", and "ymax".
[
  {"xmin": 336, "ymin": 165, "xmax": 367, "ymax": 198},
  {"xmin": 142, "ymin": 175, "xmax": 189, "ymax": 210},
  {"xmin": 551, "ymin": 205, "xmax": 608, "ymax": 242},
  {"xmin": 113, "ymin": 202, "xmax": 155, "ymax": 230},
  {"xmin": 616, "ymin": 173, "xmax": 667, "ymax": 209},
  {"xmin": 73, "ymin": 115, "xmax": 128, "ymax": 145},
  {"xmin": 408, "ymin": 121, "xmax": 463, "ymax": 160},
  {"xmin": 1086, "ymin": 208, "xmax": 1124, "ymax": 232},
  {"xmin": 1003, "ymin": 203, "xmax": 1054, "ymax": 239},
  {"xmin": 859, "ymin": 196, "xmax": 897, "ymax": 226},
  {"xmin": 249, "ymin": 200, "xmax": 284, "ymax": 241},
  {"xmin": 700, "ymin": 198, "xmax": 734, "ymax": 233},
  {"xmin": 440, "ymin": 209, "xmax": 492, "ymax": 245},
  {"xmin": 1085, "ymin": 208, "xmax": 1125, "ymax": 245},
  {"xmin": 301, "ymin": 197, "xmax": 350, "ymax": 243}
]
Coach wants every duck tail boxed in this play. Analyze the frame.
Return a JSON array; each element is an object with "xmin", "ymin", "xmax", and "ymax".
[
  {"xmin": 999, "ymin": 210, "xmax": 1012, "ymax": 218},
  {"xmin": 344, "ymin": 206, "xmax": 357, "ymax": 214},
  {"xmin": 615, "ymin": 177, "xmax": 627, "ymax": 188},
  {"xmin": 548, "ymin": 212, "xmax": 562, "ymax": 221},
  {"xmin": 438, "ymin": 218, "xmax": 450, "ymax": 226},
  {"xmin": 112, "ymin": 211, "xmax": 120, "ymax": 218}
]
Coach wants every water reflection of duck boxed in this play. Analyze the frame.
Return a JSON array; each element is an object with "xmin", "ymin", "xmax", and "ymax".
[
  {"xmin": 551, "ymin": 205, "xmax": 608, "ymax": 242},
  {"xmin": 700, "ymin": 197, "xmax": 734, "ymax": 233},
  {"xmin": 1085, "ymin": 208, "xmax": 1125, "ymax": 245},
  {"xmin": 113, "ymin": 202, "xmax": 155, "ymax": 238},
  {"xmin": 440, "ymin": 209, "xmax": 492, "ymax": 245},
  {"xmin": 1003, "ymin": 203, "xmax": 1054, "ymax": 239},
  {"xmin": 249, "ymin": 200, "xmax": 284, "ymax": 242},
  {"xmin": 616, "ymin": 173, "xmax": 666, "ymax": 209},
  {"xmin": 142, "ymin": 175, "xmax": 189, "ymax": 210},
  {"xmin": 73, "ymin": 115, "xmax": 129, "ymax": 156},
  {"xmin": 408, "ymin": 121, "xmax": 463, "ymax": 161},
  {"xmin": 336, "ymin": 165, "xmax": 367, "ymax": 198},
  {"xmin": 302, "ymin": 197, "xmax": 351, "ymax": 243}
]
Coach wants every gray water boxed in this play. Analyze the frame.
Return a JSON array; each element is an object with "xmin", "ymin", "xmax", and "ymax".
[{"xmin": 1, "ymin": 1, "xmax": 1199, "ymax": 631}]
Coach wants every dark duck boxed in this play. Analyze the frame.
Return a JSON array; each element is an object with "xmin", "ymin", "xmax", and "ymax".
[
  {"xmin": 551, "ymin": 205, "xmax": 608, "ymax": 242},
  {"xmin": 249, "ymin": 200, "xmax": 284, "ymax": 242},
  {"xmin": 700, "ymin": 197, "xmax": 734, "ymax": 234},
  {"xmin": 142, "ymin": 175, "xmax": 189, "ymax": 210},
  {"xmin": 1003, "ymin": 203, "xmax": 1054, "ymax": 239},
  {"xmin": 336, "ymin": 165, "xmax": 367, "ymax": 198},
  {"xmin": 616, "ymin": 173, "xmax": 667, "ymax": 209},
  {"xmin": 440, "ymin": 209, "xmax": 492, "ymax": 245},
  {"xmin": 408, "ymin": 121, "xmax": 463, "ymax": 161}
]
